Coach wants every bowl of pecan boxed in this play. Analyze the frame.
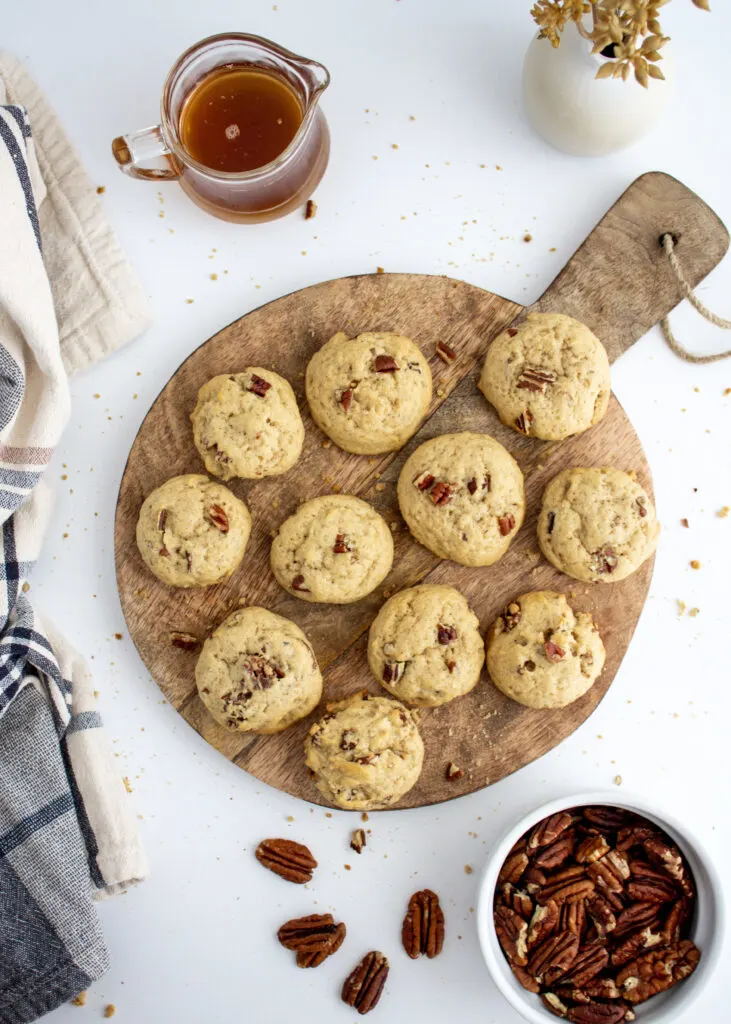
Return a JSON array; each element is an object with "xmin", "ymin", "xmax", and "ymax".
[{"xmin": 476, "ymin": 793, "xmax": 723, "ymax": 1023}]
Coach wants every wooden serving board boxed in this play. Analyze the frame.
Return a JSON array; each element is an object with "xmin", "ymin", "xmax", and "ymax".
[{"xmin": 115, "ymin": 172, "xmax": 728, "ymax": 809}]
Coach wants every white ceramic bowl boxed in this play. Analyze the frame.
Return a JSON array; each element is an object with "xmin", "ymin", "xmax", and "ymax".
[{"xmin": 476, "ymin": 792, "xmax": 724, "ymax": 1024}]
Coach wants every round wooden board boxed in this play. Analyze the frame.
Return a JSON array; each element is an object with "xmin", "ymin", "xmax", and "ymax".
[{"xmin": 115, "ymin": 272, "xmax": 654, "ymax": 810}]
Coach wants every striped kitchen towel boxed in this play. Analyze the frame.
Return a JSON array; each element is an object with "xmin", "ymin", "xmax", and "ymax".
[{"xmin": 0, "ymin": 56, "xmax": 149, "ymax": 1023}]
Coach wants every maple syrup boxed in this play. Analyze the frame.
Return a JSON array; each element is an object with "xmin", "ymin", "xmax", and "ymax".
[{"xmin": 179, "ymin": 65, "xmax": 303, "ymax": 173}]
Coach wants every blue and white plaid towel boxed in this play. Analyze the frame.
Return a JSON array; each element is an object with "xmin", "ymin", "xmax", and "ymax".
[{"xmin": 0, "ymin": 55, "xmax": 149, "ymax": 1023}]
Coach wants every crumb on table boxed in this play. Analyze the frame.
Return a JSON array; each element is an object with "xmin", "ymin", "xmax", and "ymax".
[{"xmin": 104, "ymin": 1007, "xmax": 116, "ymax": 1019}]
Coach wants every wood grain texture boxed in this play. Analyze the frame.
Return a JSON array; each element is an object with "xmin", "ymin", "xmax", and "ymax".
[{"xmin": 114, "ymin": 173, "xmax": 728, "ymax": 809}]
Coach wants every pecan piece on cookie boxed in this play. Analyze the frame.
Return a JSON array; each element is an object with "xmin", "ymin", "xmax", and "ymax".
[
  {"xmin": 341, "ymin": 951, "xmax": 389, "ymax": 1015},
  {"xmin": 437, "ymin": 623, "xmax": 457, "ymax": 645},
  {"xmin": 430, "ymin": 481, "xmax": 455, "ymax": 505},
  {"xmin": 339, "ymin": 387, "xmax": 354, "ymax": 412},
  {"xmin": 373, "ymin": 354, "xmax": 399, "ymax": 373},
  {"xmin": 205, "ymin": 504, "xmax": 229, "ymax": 533},
  {"xmin": 498, "ymin": 513, "xmax": 516, "ymax": 535},
  {"xmin": 517, "ymin": 367, "xmax": 557, "ymax": 393},
  {"xmin": 291, "ymin": 574, "xmax": 310, "ymax": 592},
  {"xmin": 255, "ymin": 838, "xmax": 317, "ymax": 883},
  {"xmin": 248, "ymin": 373, "xmax": 271, "ymax": 397},
  {"xmin": 402, "ymin": 889, "xmax": 445, "ymax": 959}
]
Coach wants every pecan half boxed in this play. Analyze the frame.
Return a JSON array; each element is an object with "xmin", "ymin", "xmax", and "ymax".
[
  {"xmin": 545, "ymin": 641, "xmax": 566, "ymax": 663},
  {"xmin": 617, "ymin": 940, "xmax": 700, "ymax": 1004},
  {"xmin": 586, "ymin": 895, "xmax": 617, "ymax": 938},
  {"xmin": 351, "ymin": 828, "xmax": 366, "ymax": 854},
  {"xmin": 643, "ymin": 837, "xmax": 689, "ymax": 891},
  {"xmin": 402, "ymin": 889, "xmax": 445, "ymax": 959},
  {"xmin": 515, "ymin": 410, "xmax": 534, "ymax": 434},
  {"xmin": 528, "ymin": 813, "xmax": 575, "ymax": 851},
  {"xmin": 494, "ymin": 905, "xmax": 529, "ymax": 966},
  {"xmin": 560, "ymin": 945, "xmax": 609, "ymax": 987},
  {"xmin": 333, "ymin": 533, "xmax": 352, "ymax": 554},
  {"xmin": 517, "ymin": 367, "xmax": 557, "ymax": 393},
  {"xmin": 514, "ymin": 966, "xmax": 541, "ymax": 993},
  {"xmin": 169, "ymin": 631, "xmax": 200, "ymax": 651},
  {"xmin": 437, "ymin": 623, "xmax": 457, "ymax": 645},
  {"xmin": 542, "ymin": 992, "xmax": 569, "ymax": 1018},
  {"xmin": 583, "ymin": 807, "xmax": 637, "ymax": 830},
  {"xmin": 373, "ymin": 354, "xmax": 399, "ymax": 373},
  {"xmin": 576, "ymin": 836, "xmax": 610, "ymax": 865},
  {"xmin": 291, "ymin": 574, "xmax": 310, "ymax": 592},
  {"xmin": 498, "ymin": 846, "xmax": 530, "ymax": 886},
  {"xmin": 340, "ymin": 387, "xmax": 353, "ymax": 412},
  {"xmin": 430, "ymin": 481, "xmax": 455, "ymax": 505},
  {"xmin": 611, "ymin": 925, "xmax": 664, "ymax": 968},
  {"xmin": 527, "ymin": 899, "xmax": 559, "ymax": 949},
  {"xmin": 340, "ymin": 729, "xmax": 358, "ymax": 751},
  {"xmin": 559, "ymin": 898, "xmax": 586, "ymax": 937},
  {"xmin": 435, "ymin": 341, "xmax": 456, "ymax": 364},
  {"xmin": 616, "ymin": 826, "xmax": 659, "ymax": 851},
  {"xmin": 567, "ymin": 1005, "xmax": 628, "ymax": 1024},
  {"xmin": 662, "ymin": 898, "xmax": 690, "ymax": 944},
  {"xmin": 205, "ymin": 504, "xmax": 229, "ymax": 533},
  {"xmin": 528, "ymin": 931, "xmax": 579, "ymax": 983},
  {"xmin": 278, "ymin": 914, "xmax": 346, "ymax": 967},
  {"xmin": 382, "ymin": 661, "xmax": 406, "ymax": 684},
  {"xmin": 534, "ymin": 833, "xmax": 576, "ymax": 871},
  {"xmin": 614, "ymin": 901, "xmax": 665, "ymax": 938},
  {"xmin": 341, "ymin": 951, "xmax": 389, "ymax": 1015},
  {"xmin": 498, "ymin": 513, "xmax": 516, "ymax": 536},
  {"xmin": 538, "ymin": 866, "xmax": 595, "ymax": 906},
  {"xmin": 626, "ymin": 861, "xmax": 677, "ymax": 903},
  {"xmin": 255, "ymin": 838, "xmax": 317, "ymax": 883},
  {"xmin": 248, "ymin": 373, "xmax": 271, "ymax": 397},
  {"xmin": 503, "ymin": 886, "xmax": 534, "ymax": 920},
  {"xmin": 414, "ymin": 471, "xmax": 435, "ymax": 491},
  {"xmin": 587, "ymin": 850, "xmax": 630, "ymax": 894}
]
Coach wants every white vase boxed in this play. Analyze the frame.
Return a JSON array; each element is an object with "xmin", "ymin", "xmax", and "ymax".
[{"xmin": 522, "ymin": 22, "xmax": 673, "ymax": 157}]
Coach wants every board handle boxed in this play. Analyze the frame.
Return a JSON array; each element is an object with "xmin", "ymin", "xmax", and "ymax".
[{"xmin": 529, "ymin": 171, "xmax": 729, "ymax": 365}]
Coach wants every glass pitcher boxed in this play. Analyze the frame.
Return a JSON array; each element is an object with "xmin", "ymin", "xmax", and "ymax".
[{"xmin": 112, "ymin": 33, "xmax": 330, "ymax": 224}]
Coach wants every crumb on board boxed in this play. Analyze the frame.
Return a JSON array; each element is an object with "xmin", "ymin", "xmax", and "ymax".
[
  {"xmin": 464, "ymin": 864, "xmax": 473, "ymax": 875},
  {"xmin": 375, "ymin": 483, "xmax": 385, "ymax": 492},
  {"xmin": 523, "ymin": 233, "xmax": 532, "ymax": 243},
  {"xmin": 690, "ymin": 560, "xmax": 701, "ymax": 570},
  {"xmin": 304, "ymin": 198, "xmax": 317, "ymax": 220},
  {"xmin": 376, "ymin": 266, "xmax": 385, "ymax": 274},
  {"xmin": 361, "ymin": 811, "xmax": 369, "ymax": 822},
  {"xmin": 344, "ymin": 864, "xmax": 351, "ymax": 871},
  {"xmin": 71, "ymin": 991, "xmax": 87, "ymax": 1006}
]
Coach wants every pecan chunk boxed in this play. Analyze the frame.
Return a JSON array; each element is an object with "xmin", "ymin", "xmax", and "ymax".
[
  {"xmin": 255, "ymin": 838, "xmax": 317, "ymax": 883},
  {"xmin": 248, "ymin": 373, "xmax": 271, "ymax": 397},
  {"xmin": 157, "ymin": 508, "xmax": 168, "ymax": 532},
  {"xmin": 502, "ymin": 602, "xmax": 522, "ymax": 631},
  {"xmin": 205, "ymin": 504, "xmax": 229, "ymax": 533},
  {"xmin": 402, "ymin": 889, "xmax": 445, "ymax": 959},
  {"xmin": 430, "ymin": 481, "xmax": 455, "ymax": 505},
  {"xmin": 373, "ymin": 354, "xmax": 399, "ymax": 373},
  {"xmin": 341, "ymin": 951, "xmax": 389, "ymax": 1015},
  {"xmin": 291, "ymin": 574, "xmax": 310, "ymax": 592},
  {"xmin": 495, "ymin": 905, "xmax": 529, "ymax": 967},
  {"xmin": 435, "ymin": 341, "xmax": 456, "ymax": 364},
  {"xmin": 545, "ymin": 641, "xmax": 566, "ymax": 663},
  {"xmin": 592, "ymin": 545, "xmax": 618, "ymax": 575},
  {"xmin": 350, "ymin": 828, "xmax": 366, "ymax": 854},
  {"xmin": 333, "ymin": 533, "xmax": 352, "ymax": 554},
  {"xmin": 515, "ymin": 410, "xmax": 534, "ymax": 434},
  {"xmin": 437, "ymin": 623, "xmax": 457, "ymax": 645},
  {"xmin": 339, "ymin": 387, "xmax": 353, "ymax": 412},
  {"xmin": 517, "ymin": 367, "xmax": 557, "ymax": 393},
  {"xmin": 382, "ymin": 661, "xmax": 406, "ymax": 684},
  {"xmin": 169, "ymin": 631, "xmax": 200, "ymax": 651},
  {"xmin": 414, "ymin": 471, "xmax": 435, "ymax": 491},
  {"xmin": 498, "ymin": 513, "xmax": 516, "ymax": 535}
]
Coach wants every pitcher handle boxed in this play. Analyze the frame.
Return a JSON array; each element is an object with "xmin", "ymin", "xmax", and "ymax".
[{"xmin": 111, "ymin": 125, "xmax": 179, "ymax": 181}]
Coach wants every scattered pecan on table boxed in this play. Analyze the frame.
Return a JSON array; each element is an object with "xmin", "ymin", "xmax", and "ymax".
[
  {"xmin": 255, "ymin": 838, "xmax": 317, "ymax": 884},
  {"xmin": 341, "ymin": 951, "xmax": 389, "ymax": 1015},
  {"xmin": 278, "ymin": 913, "xmax": 345, "ymax": 967},
  {"xmin": 402, "ymin": 889, "xmax": 445, "ymax": 959}
]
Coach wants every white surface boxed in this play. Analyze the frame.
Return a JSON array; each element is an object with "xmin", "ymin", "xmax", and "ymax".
[{"xmin": 4, "ymin": 1, "xmax": 731, "ymax": 1022}]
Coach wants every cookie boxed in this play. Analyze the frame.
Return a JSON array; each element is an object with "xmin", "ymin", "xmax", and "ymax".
[
  {"xmin": 367, "ymin": 584, "xmax": 484, "ymax": 706},
  {"xmin": 304, "ymin": 692, "xmax": 424, "ymax": 810},
  {"xmin": 135, "ymin": 474, "xmax": 251, "ymax": 588},
  {"xmin": 305, "ymin": 331, "xmax": 432, "ymax": 454},
  {"xmin": 191, "ymin": 368, "xmax": 304, "ymax": 480},
  {"xmin": 485, "ymin": 591, "xmax": 606, "ymax": 709},
  {"xmin": 537, "ymin": 467, "xmax": 660, "ymax": 583},
  {"xmin": 195, "ymin": 606, "xmax": 322, "ymax": 734},
  {"xmin": 397, "ymin": 432, "xmax": 525, "ymax": 566},
  {"xmin": 478, "ymin": 313, "xmax": 611, "ymax": 441},
  {"xmin": 270, "ymin": 494, "xmax": 394, "ymax": 604}
]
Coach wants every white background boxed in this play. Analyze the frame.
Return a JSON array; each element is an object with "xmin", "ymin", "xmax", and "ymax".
[{"xmin": 4, "ymin": 1, "xmax": 731, "ymax": 1022}]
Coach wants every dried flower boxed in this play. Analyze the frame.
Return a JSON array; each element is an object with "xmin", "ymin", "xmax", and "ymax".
[{"xmin": 531, "ymin": 1, "xmax": 709, "ymax": 86}]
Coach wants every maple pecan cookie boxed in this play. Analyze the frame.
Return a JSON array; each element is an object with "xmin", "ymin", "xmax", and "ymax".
[
  {"xmin": 191, "ymin": 368, "xmax": 304, "ymax": 480},
  {"xmin": 538, "ymin": 467, "xmax": 660, "ymax": 583},
  {"xmin": 304, "ymin": 692, "xmax": 424, "ymax": 810},
  {"xmin": 485, "ymin": 591, "xmax": 605, "ymax": 708},
  {"xmin": 305, "ymin": 331, "xmax": 432, "ymax": 454},
  {"xmin": 367, "ymin": 584, "xmax": 484, "ymax": 706},
  {"xmin": 195, "ymin": 606, "xmax": 322, "ymax": 734},
  {"xmin": 136, "ymin": 474, "xmax": 251, "ymax": 588},
  {"xmin": 270, "ymin": 494, "xmax": 394, "ymax": 603},
  {"xmin": 397, "ymin": 432, "xmax": 525, "ymax": 566},
  {"xmin": 479, "ymin": 312, "xmax": 611, "ymax": 441}
]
